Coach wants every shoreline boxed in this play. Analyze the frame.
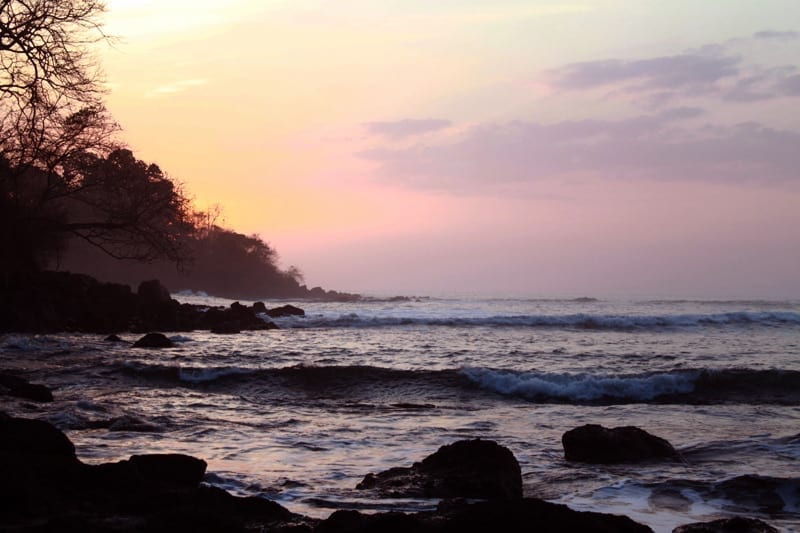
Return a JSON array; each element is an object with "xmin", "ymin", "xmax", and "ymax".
[
  {"xmin": 1, "ymin": 371, "xmax": 794, "ymax": 532},
  {"xmin": 2, "ymin": 410, "xmax": 784, "ymax": 533}
]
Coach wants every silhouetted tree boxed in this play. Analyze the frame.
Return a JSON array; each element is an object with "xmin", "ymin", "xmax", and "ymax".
[
  {"xmin": 0, "ymin": 0, "xmax": 106, "ymax": 113},
  {"xmin": 1, "ymin": 1, "xmax": 194, "ymax": 272}
]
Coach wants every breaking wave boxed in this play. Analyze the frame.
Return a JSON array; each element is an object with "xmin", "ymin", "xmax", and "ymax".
[
  {"xmin": 117, "ymin": 362, "xmax": 800, "ymax": 405},
  {"xmin": 274, "ymin": 311, "xmax": 800, "ymax": 330}
]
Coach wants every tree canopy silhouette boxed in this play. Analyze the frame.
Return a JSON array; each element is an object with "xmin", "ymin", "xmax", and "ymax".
[
  {"xmin": 0, "ymin": 0, "xmax": 105, "ymax": 112},
  {"xmin": 0, "ymin": 1, "xmax": 193, "ymax": 272}
]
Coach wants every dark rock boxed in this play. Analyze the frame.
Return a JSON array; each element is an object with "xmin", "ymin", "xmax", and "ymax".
[
  {"xmin": 105, "ymin": 333, "xmax": 124, "ymax": 342},
  {"xmin": 0, "ymin": 415, "xmax": 75, "ymax": 456},
  {"xmin": 133, "ymin": 332, "xmax": 174, "ymax": 348},
  {"xmin": 210, "ymin": 322, "xmax": 242, "ymax": 334},
  {"xmin": 0, "ymin": 271, "xmax": 138, "ymax": 333},
  {"xmin": 252, "ymin": 301, "xmax": 268, "ymax": 313},
  {"xmin": 137, "ymin": 279, "xmax": 172, "ymax": 306},
  {"xmin": 439, "ymin": 498, "xmax": 653, "ymax": 533},
  {"xmin": 356, "ymin": 439, "xmax": 522, "ymax": 499},
  {"xmin": 135, "ymin": 280, "xmax": 180, "ymax": 331},
  {"xmin": 710, "ymin": 475, "xmax": 796, "ymax": 513},
  {"xmin": 129, "ymin": 453, "xmax": 207, "ymax": 487},
  {"xmin": 316, "ymin": 509, "xmax": 429, "ymax": 533},
  {"xmin": 673, "ymin": 516, "xmax": 779, "ymax": 533},
  {"xmin": 0, "ymin": 415, "xmax": 302, "ymax": 532},
  {"xmin": 0, "ymin": 372, "xmax": 54, "ymax": 402},
  {"xmin": 266, "ymin": 304, "xmax": 306, "ymax": 318},
  {"xmin": 198, "ymin": 302, "xmax": 277, "ymax": 332},
  {"xmin": 562, "ymin": 424, "xmax": 678, "ymax": 463}
]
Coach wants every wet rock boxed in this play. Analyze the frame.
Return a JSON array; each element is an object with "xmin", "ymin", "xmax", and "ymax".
[
  {"xmin": 267, "ymin": 304, "xmax": 306, "ymax": 318},
  {"xmin": 0, "ymin": 415, "xmax": 302, "ymax": 532},
  {"xmin": 672, "ymin": 516, "xmax": 779, "ymax": 533},
  {"xmin": 129, "ymin": 453, "xmax": 207, "ymax": 487},
  {"xmin": 0, "ymin": 271, "xmax": 137, "ymax": 333},
  {"xmin": 252, "ymin": 301, "xmax": 268, "ymax": 313},
  {"xmin": 137, "ymin": 279, "xmax": 172, "ymax": 307},
  {"xmin": 133, "ymin": 332, "xmax": 174, "ymax": 348},
  {"xmin": 356, "ymin": 439, "xmax": 522, "ymax": 499},
  {"xmin": 0, "ymin": 414, "xmax": 75, "ymax": 456},
  {"xmin": 0, "ymin": 372, "xmax": 54, "ymax": 402},
  {"xmin": 136, "ymin": 280, "xmax": 180, "ymax": 331},
  {"xmin": 316, "ymin": 509, "xmax": 429, "ymax": 533},
  {"xmin": 198, "ymin": 302, "xmax": 277, "ymax": 332},
  {"xmin": 105, "ymin": 333, "xmax": 124, "ymax": 342},
  {"xmin": 562, "ymin": 424, "xmax": 678, "ymax": 463},
  {"xmin": 0, "ymin": 414, "xmax": 85, "ymax": 516},
  {"xmin": 710, "ymin": 475, "xmax": 796, "ymax": 513},
  {"xmin": 438, "ymin": 498, "xmax": 654, "ymax": 533},
  {"xmin": 210, "ymin": 322, "xmax": 242, "ymax": 334},
  {"xmin": 648, "ymin": 487, "xmax": 692, "ymax": 512}
]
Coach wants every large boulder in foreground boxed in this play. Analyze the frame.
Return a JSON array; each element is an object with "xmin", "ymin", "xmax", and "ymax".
[
  {"xmin": 438, "ymin": 498, "xmax": 653, "ymax": 533},
  {"xmin": 562, "ymin": 424, "xmax": 678, "ymax": 464},
  {"xmin": 672, "ymin": 517, "xmax": 778, "ymax": 533},
  {"xmin": 357, "ymin": 439, "xmax": 522, "ymax": 499},
  {"xmin": 0, "ymin": 413, "xmax": 76, "ymax": 457},
  {"xmin": 0, "ymin": 415, "xmax": 298, "ymax": 531},
  {"xmin": 316, "ymin": 499, "xmax": 653, "ymax": 533},
  {"xmin": 129, "ymin": 453, "xmax": 207, "ymax": 487}
]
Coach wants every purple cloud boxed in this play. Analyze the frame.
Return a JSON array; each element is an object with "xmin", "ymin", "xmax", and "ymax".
[
  {"xmin": 360, "ymin": 111, "xmax": 800, "ymax": 192},
  {"xmin": 547, "ymin": 33, "xmax": 800, "ymax": 103},
  {"xmin": 754, "ymin": 30, "xmax": 800, "ymax": 41},
  {"xmin": 364, "ymin": 119, "xmax": 452, "ymax": 138},
  {"xmin": 549, "ymin": 53, "xmax": 740, "ymax": 92},
  {"xmin": 779, "ymin": 74, "xmax": 800, "ymax": 95}
]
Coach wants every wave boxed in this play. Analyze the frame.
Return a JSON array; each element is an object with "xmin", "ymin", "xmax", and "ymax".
[
  {"xmin": 273, "ymin": 311, "xmax": 800, "ymax": 330},
  {"xmin": 462, "ymin": 368, "xmax": 695, "ymax": 402},
  {"xmin": 465, "ymin": 367, "xmax": 800, "ymax": 405},
  {"xmin": 117, "ymin": 362, "xmax": 800, "ymax": 405}
]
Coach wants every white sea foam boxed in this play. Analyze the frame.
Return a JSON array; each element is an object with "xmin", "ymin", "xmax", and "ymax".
[
  {"xmin": 275, "ymin": 311, "xmax": 800, "ymax": 330},
  {"xmin": 174, "ymin": 289, "xmax": 209, "ymax": 298},
  {"xmin": 462, "ymin": 368, "xmax": 697, "ymax": 401}
]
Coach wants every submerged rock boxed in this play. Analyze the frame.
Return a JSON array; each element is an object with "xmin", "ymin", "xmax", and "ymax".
[
  {"xmin": 0, "ymin": 372, "xmax": 53, "ymax": 402},
  {"xmin": 710, "ymin": 475, "xmax": 797, "ymax": 513},
  {"xmin": 672, "ymin": 516, "xmax": 779, "ymax": 533},
  {"xmin": 562, "ymin": 424, "xmax": 678, "ymax": 463},
  {"xmin": 133, "ymin": 332, "xmax": 174, "ymax": 348},
  {"xmin": 356, "ymin": 439, "xmax": 522, "ymax": 499}
]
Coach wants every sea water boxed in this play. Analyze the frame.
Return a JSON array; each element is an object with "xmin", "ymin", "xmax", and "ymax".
[{"xmin": 2, "ymin": 296, "xmax": 799, "ymax": 532}]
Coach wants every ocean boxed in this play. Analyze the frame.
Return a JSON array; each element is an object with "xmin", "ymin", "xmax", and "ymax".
[{"xmin": 2, "ymin": 295, "xmax": 799, "ymax": 532}]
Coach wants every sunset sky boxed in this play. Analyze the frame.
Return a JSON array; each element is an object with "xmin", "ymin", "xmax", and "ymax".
[{"xmin": 99, "ymin": 1, "xmax": 800, "ymax": 298}]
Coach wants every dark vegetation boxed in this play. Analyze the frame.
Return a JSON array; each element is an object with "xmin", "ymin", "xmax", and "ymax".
[
  {"xmin": 0, "ymin": 0, "xmax": 350, "ymax": 300},
  {"xmin": 58, "ymin": 222, "xmax": 359, "ymax": 300}
]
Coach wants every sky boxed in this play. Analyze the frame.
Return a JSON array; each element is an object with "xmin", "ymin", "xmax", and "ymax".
[{"xmin": 99, "ymin": 0, "xmax": 800, "ymax": 298}]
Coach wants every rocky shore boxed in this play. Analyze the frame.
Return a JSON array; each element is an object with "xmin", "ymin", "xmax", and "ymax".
[
  {"xmin": 0, "ymin": 402, "xmax": 781, "ymax": 532},
  {"xmin": 0, "ymin": 271, "xmax": 302, "ymax": 334}
]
